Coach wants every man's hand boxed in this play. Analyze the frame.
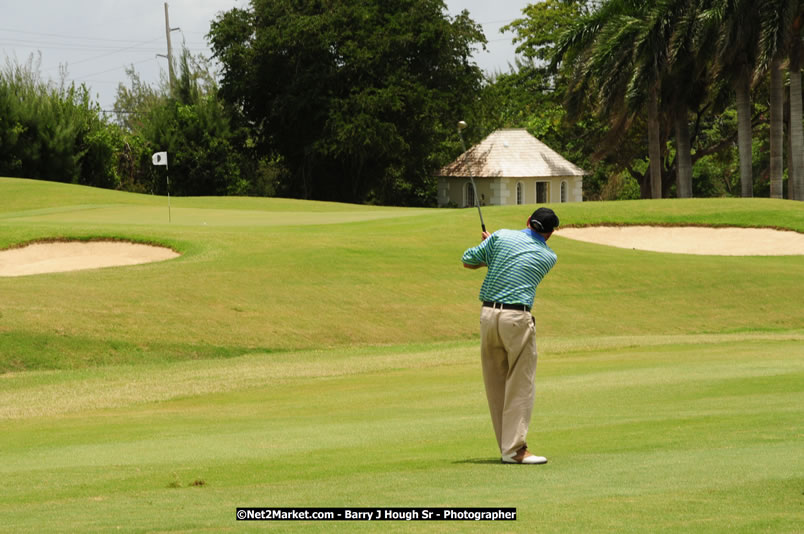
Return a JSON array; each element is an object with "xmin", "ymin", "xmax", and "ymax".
[{"xmin": 481, "ymin": 231, "xmax": 491, "ymax": 241}]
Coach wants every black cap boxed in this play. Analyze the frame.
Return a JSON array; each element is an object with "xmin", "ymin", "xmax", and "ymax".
[{"xmin": 528, "ymin": 207, "xmax": 559, "ymax": 233}]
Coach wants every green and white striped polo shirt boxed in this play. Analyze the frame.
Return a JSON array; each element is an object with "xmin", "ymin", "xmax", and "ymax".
[{"xmin": 462, "ymin": 228, "xmax": 557, "ymax": 308}]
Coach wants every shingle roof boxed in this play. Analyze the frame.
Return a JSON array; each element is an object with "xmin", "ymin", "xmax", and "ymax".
[{"xmin": 439, "ymin": 128, "xmax": 587, "ymax": 178}]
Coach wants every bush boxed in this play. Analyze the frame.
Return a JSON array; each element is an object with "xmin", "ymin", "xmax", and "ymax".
[{"xmin": 0, "ymin": 56, "xmax": 122, "ymax": 188}]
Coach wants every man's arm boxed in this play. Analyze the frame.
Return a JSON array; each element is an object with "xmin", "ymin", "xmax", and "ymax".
[{"xmin": 462, "ymin": 231, "xmax": 492, "ymax": 269}]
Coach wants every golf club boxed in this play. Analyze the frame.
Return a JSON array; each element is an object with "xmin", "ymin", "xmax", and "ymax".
[{"xmin": 457, "ymin": 120, "xmax": 486, "ymax": 232}]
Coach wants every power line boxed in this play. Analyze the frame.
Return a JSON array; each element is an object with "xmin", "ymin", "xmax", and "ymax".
[
  {"xmin": 0, "ymin": 27, "xmax": 162, "ymax": 44},
  {"xmin": 0, "ymin": 31, "xmax": 208, "ymax": 53},
  {"xmin": 78, "ymin": 57, "xmax": 158, "ymax": 82},
  {"xmin": 40, "ymin": 36, "xmax": 165, "ymax": 73},
  {"xmin": 0, "ymin": 41, "xmax": 166, "ymax": 53}
]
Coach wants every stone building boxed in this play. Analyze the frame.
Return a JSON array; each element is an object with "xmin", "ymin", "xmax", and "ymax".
[{"xmin": 438, "ymin": 128, "xmax": 585, "ymax": 207}]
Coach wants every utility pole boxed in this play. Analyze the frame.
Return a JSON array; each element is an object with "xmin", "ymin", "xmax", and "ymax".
[{"xmin": 157, "ymin": 3, "xmax": 180, "ymax": 92}]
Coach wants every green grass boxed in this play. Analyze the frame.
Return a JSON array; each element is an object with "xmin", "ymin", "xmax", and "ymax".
[
  {"xmin": 1, "ymin": 336, "xmax": 801, "ymax": 533},
  {"xmin": 1, "ymin": 177, "xmax": 802, "ymax": 532},
  {"xmin": 1, "ymin": 178, "xmax": 802, "ymax": 371}
]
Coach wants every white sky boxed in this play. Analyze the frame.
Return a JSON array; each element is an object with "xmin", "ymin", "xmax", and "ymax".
[{"xmin": 0, "ymin": 0, "xmax": 532, "ymax": 110}]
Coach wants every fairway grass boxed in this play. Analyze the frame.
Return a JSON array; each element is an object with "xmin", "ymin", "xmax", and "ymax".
[
  {"xmin": 1, "ymin": 177, "xmax": 802, "ymax": 532},
  {"xmin": 1, "ymin": 334, "xmax": 801, "ymax": 533}
]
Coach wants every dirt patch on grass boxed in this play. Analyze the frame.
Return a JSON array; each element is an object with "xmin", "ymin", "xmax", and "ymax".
[
  {"xmin": 0, "ymin": 240, "xmax": 179, "ymax": 276},
  {"xmin": 557, "ymin": 225, "xmax": 804, "ymax": 256}
]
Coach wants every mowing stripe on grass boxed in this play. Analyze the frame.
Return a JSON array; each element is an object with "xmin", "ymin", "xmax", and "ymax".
[{"xmin": 0, "ymin": 336, "xmax": 800, "ymax": 533}]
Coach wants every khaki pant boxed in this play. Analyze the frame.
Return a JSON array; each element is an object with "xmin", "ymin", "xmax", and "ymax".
[{"xmin": 479, "ymin": 306, "xmax": 538, "ymax": 457}]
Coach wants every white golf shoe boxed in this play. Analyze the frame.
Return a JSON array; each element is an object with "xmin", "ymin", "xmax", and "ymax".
[{"xmin": 501, "ymin": 446, "xmax": 547, "ymax": 465}]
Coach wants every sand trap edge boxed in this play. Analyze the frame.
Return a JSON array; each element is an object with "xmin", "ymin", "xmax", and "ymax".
[
  {"xmin": 0, "ymin": 238, "xmax": 181, "ymax": 277},
  {"xmin": 556, "ymin": 224, "xmax": 804, "ymax": 256}
]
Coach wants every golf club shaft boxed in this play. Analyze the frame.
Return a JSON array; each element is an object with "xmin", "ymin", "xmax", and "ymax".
[
  {"xmin": 457, "ymin": 130, "xmax": 486, "ymax": 233},
  {"xmin": 468, "ymin": 175, "xmax": 485, "ymax": 232}
]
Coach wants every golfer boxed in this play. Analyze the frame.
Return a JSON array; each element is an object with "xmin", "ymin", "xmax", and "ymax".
[{"xmin": 461, "ymin": 207, "xmax": 559, "ymax": 464}]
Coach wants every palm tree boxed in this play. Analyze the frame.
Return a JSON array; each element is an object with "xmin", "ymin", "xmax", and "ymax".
[
  {"xmin": 790, "ymin": 23, "xmax": 803, "ymax": 200},
  {"xmin": 757, "ymin": 0, "xmax": 802, "ymax": 199},
  {"xmin": 786, "ymin": 8, "xmax": 804, "ymax": 200},
  {"xmin": 665, "ymin": 0, "xmax": 719, "ymax": 198},
  {"xmin": 553, "ymin": 0, "xmax": 669, "ymax": 198},
  {"xmin": 631, "ymin": 2, "xmax": 683, "ymax": 199},
  {"xmin": 769, "ymin": 57, "xmax": 785, "ymax": 199},
  {"xmin": 706, "ymin": 0, "xmax": 762, "ymax": 197},
  {"xmin": 554, "ymin": 0, "xmax": 719, "ymax": 199},
  {"xmin": 552, "ymin": 0, "xmax": 803, "ymax": 201}
]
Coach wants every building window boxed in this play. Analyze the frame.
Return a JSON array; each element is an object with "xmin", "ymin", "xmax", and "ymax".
[
  {"xmin": 561, "ymin": 181, "xmax": 568, "ymax": 203},
  {"xmin": 516, "ymin": 182, "xmax": 523, "ymax": 205},
  {"xmin": 536, "ymin": 182, "xmax": 549, "ymax": 204},
  {"xmin": 466, "ymin": 182, "xmax": 475, "ymax": 207}
]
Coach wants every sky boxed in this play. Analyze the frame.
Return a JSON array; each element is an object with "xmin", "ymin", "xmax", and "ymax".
[{"xmin": 0, "ymin": 0, "xmax": 533, "ymax": 111}]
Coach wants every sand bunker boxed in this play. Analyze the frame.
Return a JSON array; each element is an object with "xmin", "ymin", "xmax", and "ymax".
[
  {"xmin": 558, "ymin": 226, "xmax": 804, "ymax": 256},
  {"xmin": 0, "ymin": 241, "xmax": 180, "ymax": 277}
]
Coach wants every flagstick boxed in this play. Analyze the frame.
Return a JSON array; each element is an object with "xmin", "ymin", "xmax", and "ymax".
[
  {"xmin": 152, "ymin": 151, "xmax": 171, "ymax": 222},
  {"xmin": 166, "ymin": 162, "xmax": 171, "ymax": 223}
]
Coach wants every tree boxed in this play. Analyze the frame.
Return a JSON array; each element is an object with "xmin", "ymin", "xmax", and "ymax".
[
  {"xmin": 500, "ymin": 0, "xmax": 804, "ymax": 202},
  {"xmin": 495, "ymin": 0, "xmax": 648, "ymax": 200},
  {"xmin": 790, "ymin": 15, "xmax": 803, "ymax": 200},
  {"xmin": 768, "ymin": 57, "xmax": 785, "ymax": 198},
  {"xmin": 113, "ymin": 49, "xmax": 251, "ymax": 196},
  {"xmin": 705, "ymin": 0, "xmax": 763, "ymax": 197},
  {"xmin": 551, "ymin": 0, "xmax": 675, "ymax": 198},
  {"xmin": 208, "ymin": 0, "xmax": 486, "ymax": 205},
  {"xmin": 757, "ymin": 0, "xmax": 802, "ymax": 199},
  {"xmin": 663, "ymin": 0, "xmax": 722, "ymax": 198},
  {"xmin": 505, "ymin": 0, "xmax": 597, "ymax": 64},
  {"xmin": 113, "ymin": 67, "xmax": 161, "ymax": 132},
  {"xmin": 0, "ymin": 55, "xmax": 122, "ymax": 188}
]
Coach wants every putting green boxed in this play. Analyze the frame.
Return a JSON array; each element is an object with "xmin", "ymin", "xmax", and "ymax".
[{"xmin": 1, "ymin": 205, "xmax": 429, "ymax": 227}]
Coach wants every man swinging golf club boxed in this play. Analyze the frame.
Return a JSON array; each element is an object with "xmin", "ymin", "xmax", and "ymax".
[{"xmin": 462, "ymin": 207, "xmax": 559, "ymax": 464}]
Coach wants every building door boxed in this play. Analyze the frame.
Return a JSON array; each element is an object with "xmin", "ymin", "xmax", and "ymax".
[
  {"xmin": 536, "ymin": 181, "xmax": 549, "ymax": 203},
  {"xmin": 466, "ymin": 182, "xmax": 475, "ymax": 207}
]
